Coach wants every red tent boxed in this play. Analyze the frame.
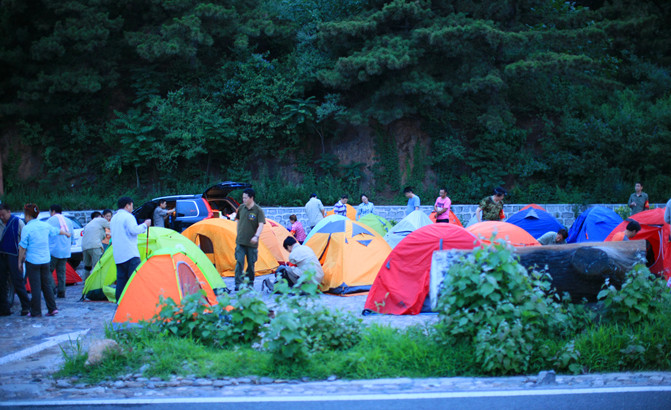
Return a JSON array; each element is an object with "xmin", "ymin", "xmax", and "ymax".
[
  {"xmin": 26, "ymin": 262, "xmax": 82, "ymax": 292},
  {"xmin": 605, "ymin": 208, "xmax": 671, "ymax": 280},
  {"xmin": 429, "ymin": 210, "xmax": 464, "ymax": 227},
  {"xmin": 364, "ymin": 224, "xmax": 482, "ymax": 315},
  {"xmin": 520, "ymin": 204, "xmax": 547, "ymax": 212}
]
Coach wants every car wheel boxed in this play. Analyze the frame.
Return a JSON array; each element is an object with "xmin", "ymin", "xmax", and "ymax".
[{"xmin": 69, "ymin": 254, "xmax": 82, "ymax": 269}]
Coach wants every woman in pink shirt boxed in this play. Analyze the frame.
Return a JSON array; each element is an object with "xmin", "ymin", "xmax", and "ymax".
[{"xmin": 289, "ymin": 214, "xmax": 307, "ymax": 243}]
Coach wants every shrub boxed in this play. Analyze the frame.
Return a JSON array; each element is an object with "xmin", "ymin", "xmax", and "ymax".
[
  {"xmin": 597, "ymin": 264, "xmax": 671, "ymax": 325},
  {"xmin": 150, "ymin": 287, "xmax": 269, "ymax": 347},
  {"xmin": 434, "ymin": 240, "xmax": 583, "ymax": 374},
  {"xmin": 262, "ymin": 272, "xmax": 362, "ymax": 362}
]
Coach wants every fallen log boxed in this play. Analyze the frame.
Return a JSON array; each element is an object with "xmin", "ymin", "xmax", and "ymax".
[
  {"xmin": 515, "ymin": 240, "xmax": 646, "ymax": 301},
  {"xmin": 429, "ymin": 240, "xmax": 646, "ymax": 309}
]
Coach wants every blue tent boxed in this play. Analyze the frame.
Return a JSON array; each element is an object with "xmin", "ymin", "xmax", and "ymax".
[
  {"xmin": 506, "ymin": 208, "xmax": 563, "ymax": 239},
  {"xmin": 304, "ymin": 214, "xmax": 348, "ymax": 242},
  {"xmin": 567, "ymin": 206, "xmax": 623, "ymax": 243}
]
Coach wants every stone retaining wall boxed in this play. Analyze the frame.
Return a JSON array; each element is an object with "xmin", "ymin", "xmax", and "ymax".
[{"xmin": 69, "ymin": 203, "xmax": 666, "ymax": 233}]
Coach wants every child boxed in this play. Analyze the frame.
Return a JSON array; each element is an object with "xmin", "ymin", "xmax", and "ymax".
[{"xmin": 289, "ymin": 214, "xmax": 306, "ymax": 243}]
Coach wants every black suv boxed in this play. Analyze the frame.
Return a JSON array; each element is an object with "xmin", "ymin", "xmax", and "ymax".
[{"xmin": 133, "ymin": 181, "xmax": 251, "ymax": 232}]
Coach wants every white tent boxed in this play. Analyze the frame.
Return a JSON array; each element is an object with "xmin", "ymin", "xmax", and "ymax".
[{"xmin": 383, "ymin": 210, "xmax": 433, "ymax": 249}]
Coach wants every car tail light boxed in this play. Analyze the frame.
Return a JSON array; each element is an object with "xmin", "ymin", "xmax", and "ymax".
[{"xmin": 202, "ymin": 198, "xmax": 214, "ymax": 219}]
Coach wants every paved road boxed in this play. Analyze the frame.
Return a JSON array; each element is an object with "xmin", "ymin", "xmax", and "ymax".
[{"xmin": 4, "ymin": 386, "xmax": 671, "ymax": 409}]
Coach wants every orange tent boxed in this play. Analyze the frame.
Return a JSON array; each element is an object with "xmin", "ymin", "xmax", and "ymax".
[
  {"xmin": 467, "ymin": 221, "xmax": 540, "ymax": 247},
  {"xmin": 305, "ymin": 218, "xmax": 391, "ymax": 294},
  {"xmin": 429, "ymin": 210, "xmax": 463, "ymax": 227},
  {"xmin": 259, "ymin": 218, "xmax": 292, "ymax": 264},
  {"xmin": 181, "ymin": 219, "xmax": 278, "ymax": 277},
  {"xmin": 112, "ymin": 249, "xmax": 217, "ymax": 327},
  {"xmin": 326, "ymin": 203, "xmax": 356, "ymax": 220}
]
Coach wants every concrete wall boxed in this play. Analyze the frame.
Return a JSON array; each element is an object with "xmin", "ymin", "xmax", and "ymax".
[{"xmin": 69, "ymin": 203, "xmax": 667, "ymax": 233}]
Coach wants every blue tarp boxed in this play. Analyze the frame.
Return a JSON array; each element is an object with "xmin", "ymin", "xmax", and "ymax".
[
  {"xmin": 567, "ymin": 206, "xmax": 623, "ymax": 243},
  {"xmin": 506, "ymin": 208, "xmax": 563, "ymax": 239}
]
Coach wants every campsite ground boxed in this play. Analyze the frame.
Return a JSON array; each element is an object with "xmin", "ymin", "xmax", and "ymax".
[{"xmin": 0, "ymin": 266, "xmax": 439, "ymax": 401}]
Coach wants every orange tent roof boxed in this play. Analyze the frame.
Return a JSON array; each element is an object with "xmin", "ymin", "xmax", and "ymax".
[
  {"xmin": 182, "ymin": 219, "xmax": 278, "ymax": 277},
  {"xmin": 259, "ymin": 218, "xmax": 292, "ymax": 264},
  {"xmin": 429, "ymin": 210, "xmax": 463, "ymax": 227},
  {"xmin": 112, "ymin": 249, "xmax": 218, "ymax": 326},
  {"xmin": 326, "ymin": 203, "xmax": 356, "ymax": 220},
  {"xmin": 305, "ymin": 218, "xmax": 391, "ymax": 294},
  {"xmin": 520, "ymin": 204, "xmax": 546, "ymax": 212},
  {"xmin": 467, "ymin": 221, "xmax": 540, "ymax": 247}
]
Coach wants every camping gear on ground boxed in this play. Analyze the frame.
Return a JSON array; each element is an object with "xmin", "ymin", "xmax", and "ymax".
[
  {"xmin": 304, "ymin": 215, "xmax": 348, "ymax": 242},
  {"xmin": 304, "ymin": 218, "xmax": 391, "ymax": 295},
  {"xmin": 258, "ymin": 218, "xmax": 292, "ymax": 264},
  {"xmin": 325, "ymin": 203, "xmax": 356, "ymax": 221},
  {"xmin": 82, "ymin": 227, "xmax": 225, "ymax": 302},
  {"xmin": 605, "ymin": 208, "xmax": 671, "ymax": 279},
  {"xmin": 25, "ymin": 262, "xmax": 81, "ymax": 292},
  {"xmin": 383, "ymin": 210, "xmax": 433, "ymax": 249},
  {"xmin": 364, "ymin": 224, "xmax": 482, "ymax": 315},
  {"xmin": 428, "ymin": 210, "xmax": 464, "ymax": 227},
  {"xmin": 567, "ymin": 206, "xmax": 623, "ymax": 243},
  {"xmin": 112, "ymin": 248, "xmax": 218, "ymax": 327},
  {"xmin": 358, "ymin": 214, "xmax": 394, "ymax": 237},
  {"xmin": 506, "ymin": 207, "xmax": 563, "ymax": 239},
  {"xmin": 467, "ymin": 221, "xmax": 540, "ymax": 247},
  {"xmin": 181, "ymin": 219, "xmax": 278, "ymax": 277}
]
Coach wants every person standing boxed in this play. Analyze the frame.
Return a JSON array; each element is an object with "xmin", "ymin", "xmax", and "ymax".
[
  {"xmin": 628, "ymin": 182, "xmax": 650, "ymax": 215},
  {"xmin": 289, "ymin": 215, "xmax": 306, "ymax": 244},
  {"xmin": 333, "ymin": 195, "xmax": 348, "ymax": 216},
  {"xmin": 81, "ymin": 211, "xmax": 110, "ymax": 281},
  {"xmin": 152, "ymin": 199, "xmax": 175, "ymax": 228},
  {"xmin": 434, "ymin": 188, "xmax": 451, "ymax": 223},
  {"xmin": 538, "ymin": 229, "xmax": 569, "ymax": 245},
  {"xmin": 305, "ymin": 193, "xmax": 326, "ymax": 229},
  {"xmin": 110, "ymin": 197, "xmax": 150, "ymax": 302},
  {"xmin": 0, "ymin": 203, "xmax": 30, "ymax": 316},
  {"xmin": 234, "ymin": 188, "xmax": 265, "ymax": 291},
  {"xmin": 404, "ymin": 187, "xmax": 420, "ymax": 216},
  {"xmin": 476, "ymin": 187, "xmax": 507, "ymax": 222},
  {"xmin": 356, "ymin": 194, "xmax": 375, "ymax": 220},
  {"xmin": 18, "ymin": 204, "xmax": 70, "ymax": 317},
  {"xmin": 47, "ymin": 204, "xmax": 73, "ymax": 298}
]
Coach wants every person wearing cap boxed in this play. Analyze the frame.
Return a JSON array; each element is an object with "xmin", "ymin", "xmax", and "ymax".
[
  {"xmin": 476, "ymin": 187, "xmax": 507, "ymax": 222},
  {"xmin": 304, "ymin": 193, "xmax": 326, "ymax": 229},
  {"xmin": 18, "ymin": 204, "xmax": 71, "ymax": 317}
]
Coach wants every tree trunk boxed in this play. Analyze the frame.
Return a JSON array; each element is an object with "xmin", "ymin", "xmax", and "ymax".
[
  {"xmin": 135, "ymin": 166, "xmax": 140, "ymax": 189},
  {"xmin": 514, "ymin": 240, "xmax": 647, "ymax": 301}
]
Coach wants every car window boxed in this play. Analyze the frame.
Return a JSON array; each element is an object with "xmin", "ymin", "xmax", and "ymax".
[{"xmin": 176, "ymin": 200, "xmax": 199, "ymax": 217}]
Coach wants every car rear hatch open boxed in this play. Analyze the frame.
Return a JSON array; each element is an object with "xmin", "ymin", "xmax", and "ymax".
[{"xmin": 202, "ymin": 181, "xmax": 252, "ymax": 216}]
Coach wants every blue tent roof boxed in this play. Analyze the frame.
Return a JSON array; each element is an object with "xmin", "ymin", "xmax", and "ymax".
[
  {"xmin": 304, "ymin": 215, "xmax": 348, "ymax": 242},
  {"xmin": 506, "ymin": 208, "xmax": 563, "ymax": 239},
  {"xmin": 567, "ymin": 206, "xmax": 623, "ymax": 243}
]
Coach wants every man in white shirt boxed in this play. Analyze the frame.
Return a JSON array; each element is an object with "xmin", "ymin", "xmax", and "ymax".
[
  {"xmin": 305, "ymin": 193, "xmax": 326, "ymax": 229},
  {"xmin": 81, "ymin": 210, "xmax": 111, "ymax": 280},
  {"xmin": 110, "ymin": 197, "xmax": 150, "ymax": 302}
]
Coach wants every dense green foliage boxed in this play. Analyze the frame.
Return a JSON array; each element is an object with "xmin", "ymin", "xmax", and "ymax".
[
  {"xmin": 58, "ymin": 242, "xmax": 671, "ymax": 382},
  {"xmin": 2, "ymin": 1, "xmax": 671, "ymax": 206}
]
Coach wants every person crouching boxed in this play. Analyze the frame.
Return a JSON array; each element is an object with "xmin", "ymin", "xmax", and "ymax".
[{"xmin": 262, "ymin": 237, "xmax": 324, "ymax": 292}]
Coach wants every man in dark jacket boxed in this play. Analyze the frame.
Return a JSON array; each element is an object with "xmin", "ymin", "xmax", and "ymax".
[{"xmin": 0, "ymin": 203, "xmax": 30, "ymax": 316}]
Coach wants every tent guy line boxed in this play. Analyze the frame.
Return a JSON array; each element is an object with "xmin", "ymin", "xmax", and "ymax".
[{"xmin": 0, "ymin": 328, "xmax": 90, "ymax": 365}]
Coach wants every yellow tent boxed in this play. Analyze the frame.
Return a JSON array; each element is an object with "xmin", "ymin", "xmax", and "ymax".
[
  {"xmin": 326, "ymin": 203, "xmax": 356, "ymax": 221},
  {"xmin": 304, "ymin": 218, "xmax": 391, "ymax": 294},
  {"xmin": 182, "ymin": 219, "xmax": 278, "ymax": 277},
  {"xmin": 259, "ymin": 218, "xmax": 292, "ymax": 264}
]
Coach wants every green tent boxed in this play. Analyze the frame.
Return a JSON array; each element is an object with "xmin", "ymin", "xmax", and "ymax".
[
  {"xmin": 358, "ymin": 214, "xmax": 394, "ymax": 237},
  {"xmin": 82, "ymin": 227, "xmax": 226, "ymax": 302}
]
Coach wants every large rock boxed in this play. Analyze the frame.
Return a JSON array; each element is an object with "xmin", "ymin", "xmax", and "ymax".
[{"xmin": 86, "ymin": 339, "xmax": 120, "ymax": 366}]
